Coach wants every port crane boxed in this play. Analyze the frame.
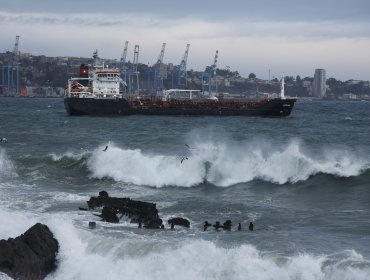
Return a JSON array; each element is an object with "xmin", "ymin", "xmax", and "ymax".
[
  {"xmin": 1, "ymin": 35, "xmax": 20, "ymax": 95},
  {"xmin": 120, "ymin": 41, "xmax": 129, "ymax": 70},
  {"xmin": 147, "ymin": 43, "xmax": 166, "ymax": 95},
  {"xmin": 129, "ymin": 44, "xmax": 140, "ymax": 94},
  {"xmin": 202, "ymin": 50, "xmax": 219, "ymax": 94},
  {"xmin": 211, "ymin": 50, "xmax": 218, "ymax": 78},
  {"xmin": 12, "ymin": 35, "xmax": 20, "ymax": 67},
  {"xmin": 172, "ymin": 44, "xmax": 190, "ymax": 89},
  {"xmin": 119, "ymin": 41, "xmax": 129, "ymax": 88},
  {"xmin": 155, "ymin": 43, "xmax": 166, "ymax": 69}
]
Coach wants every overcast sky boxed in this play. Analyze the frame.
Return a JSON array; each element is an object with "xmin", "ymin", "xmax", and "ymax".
[{"xmin": 1, "ymin": 0, "xmax": 369, "ymax": 80}]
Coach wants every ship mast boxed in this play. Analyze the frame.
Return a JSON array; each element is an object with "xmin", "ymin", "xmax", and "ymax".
[
  {"xmin": 133, "ymin": 45, "xmax": 140, "ymax": 94},
  {"xmin": 280, "ymin": 76, "xmax": 285, "ymax": 99}
]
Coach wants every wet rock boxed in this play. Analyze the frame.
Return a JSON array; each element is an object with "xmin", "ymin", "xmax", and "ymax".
[
  {"xmin": 87, "ymin": 191, "xmax": 163, "ymax": 229},
  {"xmin": 88, "ymin": 222, "xmax": 96, "ymax": 229},
  {"xmin": 203, "ymin": 221, "xmax": 212, "ymax": 231},
  {"xmin": 99, "ymin": 206, "xmax": 119, "ymax": 223},
  {"xmin": 223, "ymin": 220, "xmax": 232, "ymax": 230},
  {"xmin": 0, "ymin": 223, "xmax": 59, "ymax": 280},
  {"xmin": 168, "ymin": 217, "xmax": 190, "ymax": 228},
  {"xmin": 213, "ymin": 221, "xmax": 222, "ymax": 230}
]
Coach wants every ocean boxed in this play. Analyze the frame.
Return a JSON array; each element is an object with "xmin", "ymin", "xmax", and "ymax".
[{"xmin": 0, "ymin": 97, "xmax": 370, "ymax": 280}]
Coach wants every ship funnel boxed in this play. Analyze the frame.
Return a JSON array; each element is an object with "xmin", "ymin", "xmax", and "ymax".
[
  {"xmin": 79, "ymin": 64, "xmax": 89, "ymax": 77},
  {"xmin": 280, "ymin": 77, "xmax": 285, "ymax": 99},
  {"xmin": 79, "ymin": 64, "xmax": 89, "ymax": 86}
]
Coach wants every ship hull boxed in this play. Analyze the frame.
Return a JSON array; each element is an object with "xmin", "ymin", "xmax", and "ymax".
[
  {"xmin": 64, "ymin": 97, "xmax": 296, "ymax": 117},
  {"xmin": 64, "ymin": 98, "xmax": 131, "ymax": 116}
]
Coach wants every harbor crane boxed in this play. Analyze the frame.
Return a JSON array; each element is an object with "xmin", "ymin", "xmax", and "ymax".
[
  {"xmin": 120, "ymin": 41, "xmax": 129, "ymax": 87},
  {"xmin": 202, "ymin": 50, "xmax": 219, "ymax": 94},
  {"xmin": 171, "ymin": 44, "xmax": 190, "ymax": 89},
  {"xmin": 155, "ymin": 43, "xmax": 166, "ymax": 80},
  {"xmin": 120, "ymin": 41, "xmax": 129, "ymax": 70},
  {"xmin": 211, "ymin": 50, "xmax": 218, "ymax": 77},
  {"xmin": 155, "ymin": 43, "xmax": 166, "ymax": 67},
  {"xmin": 129, "ymin": 44, "xmax": 140, "ymax": 94},
  {"xmin": 12, "ymin": 35, "xmax": 20, "ymax": 67},
  {"xmin": 1, "ymin": 35, "xmax": 20, "ymax": 95},
  {"xmin": 178, "ymin": 44, "xmax": 190, "ymax": 88},
  {"xmin": 147, "ymin": 43, "xmax": 166, "ymax": 94}
]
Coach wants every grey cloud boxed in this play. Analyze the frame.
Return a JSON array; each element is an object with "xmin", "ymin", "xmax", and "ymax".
[
  {"xmin": 0, "ymin": 13, "xmax": 139, "ymax": 27},
  {"xmin": 3, "ymin": 0, "xmax": 370, "ymax": 22}
]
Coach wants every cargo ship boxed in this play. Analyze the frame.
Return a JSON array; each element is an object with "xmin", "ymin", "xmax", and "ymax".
[{"xmin": 64, "ymin": 54, "xmax": 296, "ymax": 117}]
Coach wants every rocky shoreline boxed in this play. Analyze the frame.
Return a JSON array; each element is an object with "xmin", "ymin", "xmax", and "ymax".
[
  {"xmin": 0, "ymin": 223, "xmax": 59, "ymax": 280},
  {"xmin": 1, "ymin": 191, "xmax": 244, "ymax": 279}
]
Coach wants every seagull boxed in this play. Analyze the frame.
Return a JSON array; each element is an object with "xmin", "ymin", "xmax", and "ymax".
[
  {"xmin": 185, "ymin": 144, "xmax": 198, "ymax": 151},
  {"xmin": 181, "ymin": 157, "xmax": 188, "ymax": 164},
  {"xmin": 103, "ymin": 145, "xmax": 108, "ymax": 152}
]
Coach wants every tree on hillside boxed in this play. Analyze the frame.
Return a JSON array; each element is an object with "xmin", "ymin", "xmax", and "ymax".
[
  {"xmin": 296, "ymin": 75, "xmax": 303, "ymax": 87},
  {"xmin": 284, "ymin": 76, "xmax": 294, "ymax": 84},
  {"xmin": 248, "ymin": 73, "xmax": 256, "ymax": 79},
  {"xmin": 327, "ymin": 77, "xmax": 340, "ymax": 88}
]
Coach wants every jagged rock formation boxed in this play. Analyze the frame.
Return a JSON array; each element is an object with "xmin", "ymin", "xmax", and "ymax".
[
  {"xmin": 87, "ymin": 191, "xmax": 163, "ymax": 229},
  {"xmin": 0, "ymin": 223, "xmax": 59, "ymax": 280}
]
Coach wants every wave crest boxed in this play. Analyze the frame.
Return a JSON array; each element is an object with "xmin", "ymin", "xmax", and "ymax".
[
  {"xmin": 86, "ymin": 140, "xmax": 369, "ymax": 188},
  {"xmin": 0, "ymin": 149, "xmax": 17, "ymax": 179},
  {"xmin": 48, "ymin": 228, "xmax": 370, "ymax": 280}
]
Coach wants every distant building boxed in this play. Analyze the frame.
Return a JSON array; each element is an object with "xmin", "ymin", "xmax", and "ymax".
[
  {"xmin": 302, "ymin": 80, "xmax": 313, "ymax": 96},
  {"xmin": 313, "ymin": 69, "xmax": 326, "ymax": 97}
]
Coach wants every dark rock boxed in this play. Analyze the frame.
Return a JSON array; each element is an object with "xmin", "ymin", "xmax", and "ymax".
[
  {"xmin": 203, "ymin": 221, "xmax": 212, "ymax": 231},
  {"xmin": 213, "ymin": 221, "xmax": 222, "ymax": 230},
  {"xmin": 0, "ymin": 223, "xmax": 59, "ymax": 280},
  {"xmin": 223, "ymin": 220, "xmax": 232, "ymax": 230},
  {"xmin": 98, "ymin": 206, "xmax": 119, "ymax": 223},
  {"xmin": 98, "ymin": 190, "xmax": 109, "ymax": 198},
  {"xmin": 168, "ymin": 217, "xmax": 190, "ymax": 228},
  {"xmin": 87, "ymin": 191, "xmax": 162, "ymax": 228},
  {"xmin": 78, "ymin": 207, "xmax": 88, "ymax": 211},
  {"xmin": 88, "ymin": 222, "xmax": 96, "ymax": 229}
]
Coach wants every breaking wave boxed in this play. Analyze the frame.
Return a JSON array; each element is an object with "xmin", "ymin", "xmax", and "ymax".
[
  {"xmin": 49, "ymin": 150, "xmax": 90, "ymax": 162},
  {"xmin": 44, "ymin": 219, "xmax": 370, "ymax": 280},
  {"xmin": 2, "ymin": 207, "xmax": 369, "ymax": 280},
  {"xmin": 1, "ymin": 204, "xmax": 370, "ymax": 280},
  {"xmin": 86, "ymin": 139, "xmax": 369, "ymax": 188},
  {"xmin": 0, "ymin": 149, "xmax": 17, "ymax": 179}
]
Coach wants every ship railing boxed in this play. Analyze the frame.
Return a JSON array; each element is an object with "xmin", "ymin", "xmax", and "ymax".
[
  {"xmin": 67, "ymin": 78, "xmax": 93, "ymax": 96},
  {"xmin": 162, "ymin": 89, "xmax": 201, "ymax": 101}
]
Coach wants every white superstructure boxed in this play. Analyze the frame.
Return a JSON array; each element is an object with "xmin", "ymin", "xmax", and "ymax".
[{"xmin": 65, "ymin": 51, "xmax": 126, "ymax": 98}]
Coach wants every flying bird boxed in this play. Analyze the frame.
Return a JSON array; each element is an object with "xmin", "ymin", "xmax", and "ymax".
[{"xmin": 181, "ymin": 157, "xmax": 188, "ymax": 164}]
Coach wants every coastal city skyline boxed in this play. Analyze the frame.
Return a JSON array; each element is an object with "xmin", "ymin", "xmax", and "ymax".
[{"xmin": 1, "ymin": 0, "xmax": 370, "ymax": 81}]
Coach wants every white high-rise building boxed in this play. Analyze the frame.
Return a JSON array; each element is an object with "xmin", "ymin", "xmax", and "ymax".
[{"xmin": 313, "ymin": 69, "xmax": 326, "ymax": 98}]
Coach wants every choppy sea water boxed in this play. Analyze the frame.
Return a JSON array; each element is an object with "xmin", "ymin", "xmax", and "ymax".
[{"xmin": 0, "ymin": 97, "xmax": 370, "ymax": 280}]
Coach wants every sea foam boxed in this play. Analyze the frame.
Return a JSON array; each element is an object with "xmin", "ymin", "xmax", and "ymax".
[
  {"xmin": 46, "ymin": 219, "xmax": 370, "ymax": 280},
  {"xmin": 50, "ymin": 150, "xmax": 89, "ymax": 162},
  {"xmin": 0, "ymin": 149, "xmax": 17, "ymax": 179},
  {"xmin": 86, "ymin": 139, "xmax": 369, "ymax": 188},
  {"xmin": 1, "ymin": 208, "xmax": 369, "ymax": 280}
]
